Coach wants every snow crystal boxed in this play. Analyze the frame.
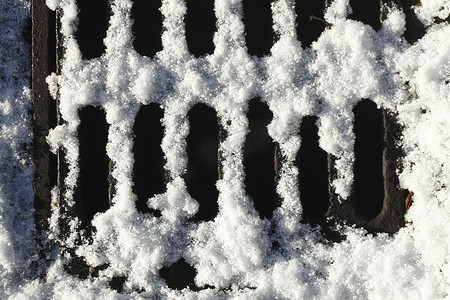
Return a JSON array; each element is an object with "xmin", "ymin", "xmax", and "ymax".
[{"xmin": 414, "ymin": 0, "xmax": 450, "ymax": 26}]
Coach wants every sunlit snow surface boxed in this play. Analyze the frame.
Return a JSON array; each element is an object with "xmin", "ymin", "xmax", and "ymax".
[{"xmin": 2, "ymin": 0, "xmax": 450, "ymax": 298}]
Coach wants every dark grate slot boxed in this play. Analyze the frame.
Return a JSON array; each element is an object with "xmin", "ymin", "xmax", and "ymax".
[
  {"xmin": 353, "ymin": 99, "xmax": 384, "ymax": 218},
  {"xmin": 64, "ymin": 255, "xmax": 91, "ymax": 279},
  {"xmin": 242, "ymin": 0, "xmax": 274, "ymax": 57},
  {"xmin": 296, "ymin": 116, "xmax": 329, "ymax": 219},
  {"xmin": 349, "ymin": 0, "xmax": 381, "ymax": 31},
  {"xmin": 325, "ymin": 108, "xmax": 407, "ymax": 235},
  {"xmin": 185, "ymin": 104, "xmax": 219, "ymax": 222},
  {"xmin": 401, "ymin": 0, "xmax": 426, "ymax": 44},
  {"xmin": 295, "ymin": 0, "xmax": 327, "ymax": 47},
  {"xmin": 77, "ymin": 106, "xmax": 110, "ymax": 225},
  {"xmin": 131, "ymin": 0, "xmax": 163, "ymax": 57},
  {"xmin": 244, "ymin": 98, "xmax": 277, "ymax": 219},
  {"xmin": 159, "ymin": 258, "xmax": 197, "ymax": 291},
  {"xmin": 76, "ymin": 0, "xmax": 109, "ymax": 59},
  {"xmin": 109, "ymin": 275, "xmax": 127, "ymax": 293},
  {"xmin": 185, "ymin": 0, "xmax": 216, "ymax": 57},
  {"xmin": 133, "ymin": 104, "xmax": 165, "ymax": 215}
]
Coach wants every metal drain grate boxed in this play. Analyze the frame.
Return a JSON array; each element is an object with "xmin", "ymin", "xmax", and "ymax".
[{"xmin": 32, "ymin": 0, "xmax": 426, "ymax": 291}]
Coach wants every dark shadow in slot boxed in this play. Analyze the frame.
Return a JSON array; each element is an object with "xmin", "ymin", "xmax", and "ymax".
[
  {"xmin": 110, "ymin": 275, "xmax": 127, "ymax": 293},
  {"xmin": 244, "ymin": 98, "xmax": 277, "ymax": 219},
  {"xmin": 242, "ymin": 0, "xmax": 274, "ymax": 57},
  {"xmin": 64, "ymin": 255, "xmax": 90, "ymax": 279},
  {"xmin": 76, "ymin": 0, "xmax": 109, "ymax": 59},
  {"xmin": 401, "ymin": 0, "xmax": 426, "ymax": 44},
  {"xmin": 133, "ymin": 104, "xmax": 165, "ymax": 215},
  {"xmin": 353, "ymin": 99, "xmax": 384, "ymax": 218},
  {"xmin": 349, "ymin": 0, "xmax": 381, "ymax": 31},
  {"xmin": 160, "ymin": 258, "xmax": 197, "ymax": 291},
  {"xmin": 295, "ymin": 0, "xmax": 327, "ymax": 48},
  {"xmin": 77, "ymin": 106, "xmax": 110, "ymax": 226},
  {"xmin": 185, "ymin": 0, "xmax": 216, "ymax": 57},
  {"xmin": 185, "ymin": 104, "xmax": 219, "ymax": 222},
  {"xmin": 295, "ymin": 116, "xmax": 329, "ymax": 219},
  {"xmin": 131, "ymin": 0, "xmax": 163, "ymax": 57}
]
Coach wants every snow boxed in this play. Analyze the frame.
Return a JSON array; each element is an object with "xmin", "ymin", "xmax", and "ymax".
[
  {"xmin": 414, "ymin": 0, "xmax": 450, "ymax": 26},
  {"xmin": 0, "ymin": 0, "xmax": 35, "ymax": 298},
  {"xmin": 1, "ymin": 0, "xmax": 450, "ymax": 298}
]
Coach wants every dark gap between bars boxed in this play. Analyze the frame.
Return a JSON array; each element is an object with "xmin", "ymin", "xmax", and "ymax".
[
  {"xmin": 244, "ymin": 98, "xmax": 278, "ymax": 219},
  {"xmin": 185, "ymin": 0, "xmax": 216, "ymax": 57},
  {"xmin": 133, "ymin": 103, "xmax": 165, "ymax": 215},
  {"xmin": 76, "ymin": 0, "xmax": 109, "ymax": 59},
  {"xmin": 295, "ymin": 0, "xmax": 327, "ymax": 48},
  {"xmin": 185, "ymin": 104, "xmax": 219, "ymax": 222},
  {"xmin": 109, "ymin": 275, "xmax": 127, "ymax": 293},
  {"xmin": 296, "ymin": 116, "xmax": 329, "ymax": 219},
  {"xmin": 159, "ymin": 258, "xmax": 198, "ymax": 291},
  {"xmin": 77, "ymin": 106, "xmax": 110, "ymax": 226},
  {"xmin": 401, "ymin": 0, "xmax": 426, "ymax": 44},
  {"xmin": 242, "ymin": 0, "xmax": 274, "ymax": 57},
  {"xmin": 353, "ymin": 99, "xmax": 384, "ymax": 218},
  {"xmin": 131, "ymin": 0, "xmax": 163, "ymax": 57},
  {"xmin": 349, "ymin": 0, "xmax": 381, "ymax": 31}
]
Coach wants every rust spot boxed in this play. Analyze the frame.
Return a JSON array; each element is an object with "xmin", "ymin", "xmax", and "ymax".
[{"xmin": 405, "ymin": 190, "xmax": 414, "ymax": 214}]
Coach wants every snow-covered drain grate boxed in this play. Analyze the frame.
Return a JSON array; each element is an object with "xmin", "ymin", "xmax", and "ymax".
[{"xmin": 32, "ymin": 0, "xmax": 430, "ymax": 294}]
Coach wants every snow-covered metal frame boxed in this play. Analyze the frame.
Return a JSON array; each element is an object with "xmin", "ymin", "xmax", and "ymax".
[{"xmin": 33, "ymin": 0, "xmax": 427, "ymax": 292}]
